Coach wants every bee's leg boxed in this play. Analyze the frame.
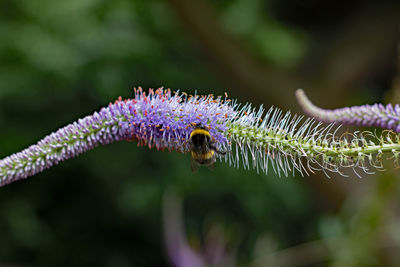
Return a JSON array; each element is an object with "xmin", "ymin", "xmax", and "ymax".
[
  {"xmin": 209, "ymin": 144, "xmax": 227, "ymax": 155},
  {"xmin": 218, "ymin": 149, "xmax": 227, "ymax": 155}
]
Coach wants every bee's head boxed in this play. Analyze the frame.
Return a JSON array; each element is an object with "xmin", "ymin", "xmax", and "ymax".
[
  {"xmin": 192, "ymin": 133, "xmax": 206, "ymax": 144},
  {"xmin": 190, "ymin": 125, "xmax": 211, "ymax": 147}
]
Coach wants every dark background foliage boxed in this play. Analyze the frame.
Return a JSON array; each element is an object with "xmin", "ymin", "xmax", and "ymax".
[{"xmin": 0, "ymin": 0, "xmax": 399, "ymax": 266}]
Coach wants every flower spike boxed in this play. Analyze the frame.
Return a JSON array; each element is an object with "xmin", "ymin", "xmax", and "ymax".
[
  {"xmin": 0, "ymin": 88, "xmax": 234, "ymax": 186},
  {"xmin": 295, "ymin": 88, "xmax": 400, "ymax": 132},
  {"xmin": 2, "ymin": 88, "xmax": 400, "ymax": 186}
]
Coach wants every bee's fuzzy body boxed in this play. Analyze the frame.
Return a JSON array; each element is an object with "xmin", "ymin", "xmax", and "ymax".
[{"xmin": 188, "ymin": 126, "xmax": 225, "ymax": 171}]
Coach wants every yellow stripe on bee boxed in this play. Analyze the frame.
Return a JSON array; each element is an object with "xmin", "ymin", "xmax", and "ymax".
[
  {"xmin": 191, "ymin": 150, "xmax": 214, "ymax": 160},
  {"xmin": 190, "ymin": 128, "xmax": 211, "ymax": 138}
]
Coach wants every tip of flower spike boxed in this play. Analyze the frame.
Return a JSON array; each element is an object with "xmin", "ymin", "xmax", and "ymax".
[
  {"xmin": 295, "ymin": 88, "xmax": 318, "ymax": 117},
  {"xmin": 295, "ymin": 88, "xmax": 305, "ymax": 97},
  {"xmin": 296, "ymin": 88, "xmax": 400, "ymax": 133}
]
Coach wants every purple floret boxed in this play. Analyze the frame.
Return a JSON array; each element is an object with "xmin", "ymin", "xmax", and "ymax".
[
  {"xmin": 0, "ymin": 88, "xmax": 236, "ymax": 186},
  {"xmin": 120, "ymin": 88, "xmax": 235, "ymax": 152}
]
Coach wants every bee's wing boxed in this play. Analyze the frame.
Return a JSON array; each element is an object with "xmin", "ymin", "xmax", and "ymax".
[
  {"xmin": 190, "ymin": 158, "xmax": 200, "ymax": 173},
  {"xmin": 187, "ymin": 141, "xmax": 194, "ymax": 151}
]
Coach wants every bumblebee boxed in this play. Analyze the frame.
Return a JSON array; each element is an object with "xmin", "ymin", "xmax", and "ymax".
[{"xmin": 188, "ymin": 125, "xmax": 226, "ymax": 172}]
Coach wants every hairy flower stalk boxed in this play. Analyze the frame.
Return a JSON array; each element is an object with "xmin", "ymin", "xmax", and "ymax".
[
  {"xmin": 226, "ymin": 106, "xmax": 400, "ymax": 177},
  {"xmin": 1, "ymin": 88, "xmax": 400, "ymax": 186},
  {"xmin": 295, "ymin": 88, "xmax": 400, "ymax": 132}
]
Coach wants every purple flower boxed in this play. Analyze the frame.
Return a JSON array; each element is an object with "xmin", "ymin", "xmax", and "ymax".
[
  {"xmin": 295, "ymin": 89, "xmax": 400, "ymax": 132},
  {"xmin": 0, "ymin": 88, "xmax": 235, "ymax": 186}
]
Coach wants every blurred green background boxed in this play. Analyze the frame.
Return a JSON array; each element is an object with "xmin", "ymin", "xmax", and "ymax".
[{"xmin": 0, "ymin": 0, "xmax": 400, "ymax": 266}]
